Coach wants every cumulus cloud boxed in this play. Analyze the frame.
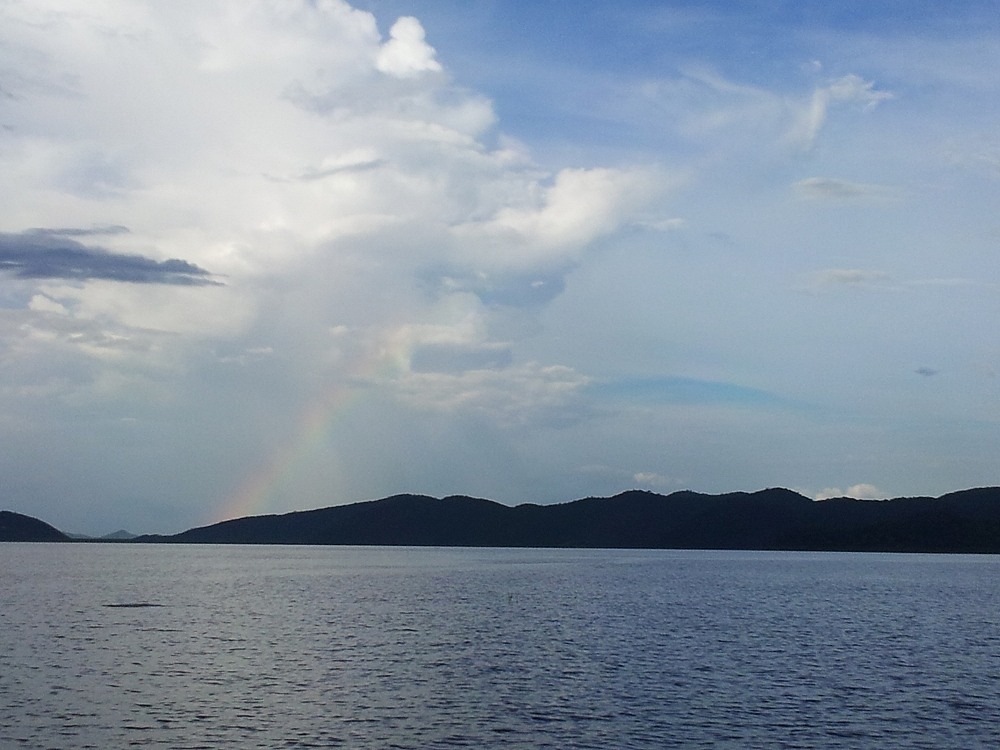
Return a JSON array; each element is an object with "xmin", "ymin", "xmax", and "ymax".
[
  {"xmin": 505, "ymin": 167, "xmax": 656, "ymax": 250},
  {"xmin": 0, "ymin": 0, "xmax": 677, "ymax": 534},
  {"xmin": 452, "ymin": 166, "xmax": 661, "ymax": 272},
  {"xmin": 0, "ymin": 0, "xmax": 658, "ymax": 361},
  {"xmin": 376, "ymin": 16, "xmax": 442, "ymax": 78}
]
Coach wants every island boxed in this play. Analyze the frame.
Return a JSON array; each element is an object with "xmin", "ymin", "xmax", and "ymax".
[{"xmin": 6, "ymin": 487, "xmax": 1000, "ymax": 552}]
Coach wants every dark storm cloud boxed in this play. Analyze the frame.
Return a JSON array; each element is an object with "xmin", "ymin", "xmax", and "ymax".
[{"xmin": 0, "ymin": 230, "xmax": 219, "ymax": 286}]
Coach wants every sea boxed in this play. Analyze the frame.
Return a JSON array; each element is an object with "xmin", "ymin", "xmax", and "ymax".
[{"xmin": 2, "ymin": 544, "xmax": 1000, "ymax": 749}]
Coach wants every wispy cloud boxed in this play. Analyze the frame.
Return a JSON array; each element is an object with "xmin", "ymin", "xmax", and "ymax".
[
  {"xmin": 802, "ymin": 269, "xmax": 891, "ymax": 289},
  {"xmin": 803, "ymin": 270, "xmax": 998, "ymax": 293},
  {"xmin": 786, "ymin": 75, "xmax": 892, "ymax": 151},
  {"xmin": 591, "ymin": 376, "xmax": 790, "ymax": 409},
  {"xmin": 793, "ymin": 177, "xmax": 892, "ymax": 200}
]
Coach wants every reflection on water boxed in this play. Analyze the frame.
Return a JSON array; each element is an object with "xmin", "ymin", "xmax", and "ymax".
[{"xmin": 2, "ymin": 545, "xmax": 1000, "ymax": 748}]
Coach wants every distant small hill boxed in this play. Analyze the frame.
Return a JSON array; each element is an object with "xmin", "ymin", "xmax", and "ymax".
[
  {"xmin": 132, "ymin": 487, "xmax": 1000, "ymax": 553},
  {"xmin": 65, "ymin": 529, "xmax": 138, "ymax": 541},
  {"xmin": 0, "ymin": 511, "xmax": 70, "ymax": 542},
  {"xmin": 101, "ymin": 529, "xmax": 138, "ymax": 541}
]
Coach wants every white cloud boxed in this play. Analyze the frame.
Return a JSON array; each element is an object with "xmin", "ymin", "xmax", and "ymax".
[
  {"xmin": 636, "ymin": 69, "xmax": 892, "ymax": 157},
  {"xmin": 376, "ymin": 16, "xmax": 442, "ymax": 79},
  {"xmin": 814, "ymin": 483, "xmax": 885, "ymax": 501},
  {"xmin": 51, "ymin": 282, "xmax": 255, "ymax": 338},
  {"xmin": 0, "ymin": 0, "xmax": 670, "ymax": 535},
  {"xmin": 945, "ymin": 136, "xmax": 1000, "ymax": 178},
  {"xmin": 0, "ymin": 0, "xmax": 660, "ymax": 381},
  {"xmin": 786, "ymin": 75, "xmax": 892, "ymax": 150},
  {"xmin": 794, "ymin": 177, "xmax": 891, "ymax": 200},
  {"xmin": 391, "ymin": 363, "xmax": 591, "ymax": 428},
  {"xmin": 454, "ymin": 166, "xmax": 661, "ymax": 270},
  {"xmin": 27, "ymin": 294, "xmax": 68, "ymax": 316},
  {"xmin": 632, "ymin": 471, "xmax": 677, "ymax": 488}
]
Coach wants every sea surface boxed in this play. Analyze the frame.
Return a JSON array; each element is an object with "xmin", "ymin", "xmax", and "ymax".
[{"xmin": 2, "ymin": 545, "xmax": 1000, "ymax": 749}]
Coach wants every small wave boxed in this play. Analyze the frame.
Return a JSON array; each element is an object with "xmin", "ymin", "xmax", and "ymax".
[{"xmin": 103, "ymin": 603, "xmax": 164, "ymax": 608}]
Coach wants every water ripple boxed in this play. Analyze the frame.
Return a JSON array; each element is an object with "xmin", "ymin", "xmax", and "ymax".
[{"xmin": 3, "ymin": 546, "xmax": 1000, "ymax": 748}]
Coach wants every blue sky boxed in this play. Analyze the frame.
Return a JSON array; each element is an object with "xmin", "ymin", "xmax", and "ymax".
[{"xmin": 1, "ymin": 1, "xmax": 998, "ymax": 534}]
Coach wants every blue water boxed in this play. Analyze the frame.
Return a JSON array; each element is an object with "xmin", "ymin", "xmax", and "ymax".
[{"xmin": 2, "ymin": 544, "xmax": 1000, "ymax": 748}]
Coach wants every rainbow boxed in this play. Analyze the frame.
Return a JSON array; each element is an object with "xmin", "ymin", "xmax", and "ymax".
[{"xmin": 211, "ymin": 337, "xmax": 408, "ymax": 524}]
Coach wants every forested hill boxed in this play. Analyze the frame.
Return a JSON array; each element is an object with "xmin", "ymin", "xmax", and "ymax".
[
  {"xmin": 128, "ymin": 487, "xmax": 1000, "ymax": 553},
  {"xmin": 0, "ymin": 510, "xmax": 70, "ymax": 542}
]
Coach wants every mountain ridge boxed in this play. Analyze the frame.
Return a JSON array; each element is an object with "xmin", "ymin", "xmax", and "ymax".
[
  {"xmin": 132, "ymin": 486, "xmax": 1000, "ymax": 552},
  {"xmin": 6, "ymin": 487, "xmax": 1000, "ymax": 551}
]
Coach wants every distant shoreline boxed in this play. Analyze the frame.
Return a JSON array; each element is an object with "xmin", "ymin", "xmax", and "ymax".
[{"xmin": 7, "ymin": 487, "xmax": 1000, "ymax": 553}]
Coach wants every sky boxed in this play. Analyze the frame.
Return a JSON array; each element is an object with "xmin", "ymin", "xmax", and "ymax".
[{"xmin": 2, "ymin": 0, "xmax": 999, "ymax": 535}]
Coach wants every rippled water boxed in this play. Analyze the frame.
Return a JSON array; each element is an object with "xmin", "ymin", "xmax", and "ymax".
[{"xmin": 2, "ymin": 545, "xmax": 1000, "ymax": 748}]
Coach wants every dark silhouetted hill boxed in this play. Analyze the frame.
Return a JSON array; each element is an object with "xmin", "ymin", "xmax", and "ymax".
[
  {"xmin": 131, "ymin": 487, "xmax": 1000, "ymax": 552},
  {"xmin": 0, "ymin": 511, "xmax": 70, "ymax": 542}
]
